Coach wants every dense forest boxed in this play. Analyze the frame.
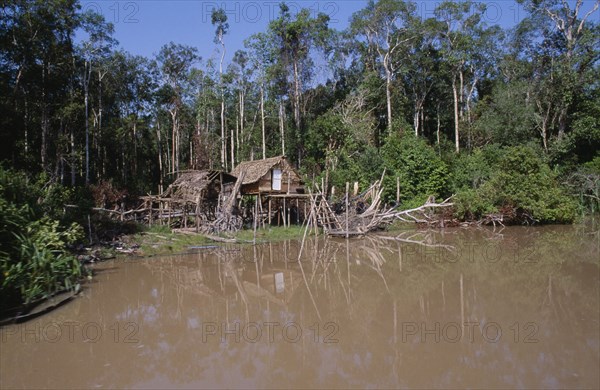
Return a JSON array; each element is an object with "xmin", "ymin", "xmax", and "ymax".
[{"xmin": 0, "ymin": 0, "xmax": 599, "ymax": 309}]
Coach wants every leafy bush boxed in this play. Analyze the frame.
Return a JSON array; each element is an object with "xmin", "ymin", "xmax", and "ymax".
[
  {"xmin": 381, "ymin": 132, "xmax": 449, "ymax": 207},
  {"xmin": 0, "ymin": 167, "xmax": 83, "ymax": 312},
  {"xmin": 565, "ymin": 154, "xmax": 600, "ymax": 213},
  {"xmin": 455, "ymin": 146, "xmax": 578, "ymax": 223}
]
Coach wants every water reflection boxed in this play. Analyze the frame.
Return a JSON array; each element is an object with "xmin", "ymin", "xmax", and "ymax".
[{"xmin": 1, "ymin": 224, "xmax": 598, "ymax": 389}]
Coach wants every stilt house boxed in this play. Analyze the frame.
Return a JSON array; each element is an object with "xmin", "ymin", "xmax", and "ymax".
[{"xmin": 231, "ymin": 156, "xmax": 305, "ymax": 195}]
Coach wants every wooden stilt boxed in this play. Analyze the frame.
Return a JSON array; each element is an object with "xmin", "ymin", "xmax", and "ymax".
[
  {"xmin": 268, "ymin": 198, "xmax": 272, "ymax": 227},
  {"xmin": 283, "ymin": 198, "xmax": 287, "ymax": 228},
  {"xmin": 345, "ymin": 182, "xmax": 349, "ymax": 239}
]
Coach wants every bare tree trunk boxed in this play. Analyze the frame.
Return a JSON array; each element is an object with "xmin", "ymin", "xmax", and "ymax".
[
  {"xmin": 292, "ymin": 60, "xmax": 302, "ymax": 132},
  {"xmin": 436, "ymin": 103, "xmax": 441, "ymax": 146},
  {"xmin": 220, "ymin": 40, "xmax": 227, "ymax": 170},
  {"xmin": 261, "ymin": 85, "xmax": 266, "ymax": 159},
  {"xmin": 236, "ymin": 99, "xmax": 240, "ymax": 160},
  {"xmin": 386, "ymin": 68, "xmax": 393, "ymax": 133},
  {"xmin": 97, "ymin": 69, "xmax": 107, "ymax": 178},
  {"xmin": 279, "ymin": 100, "xmax": 286, "ymax": 156},
  {"xmin": 41, "ymin": 62, "xmax": 49, "ymax": 171},
  {"xmin": 157, "ymin": 120, "xmax": 164, "ymax": 193},
  {"xmin": 452, "ymin": 76, "xmax": 460, "ymax": 153},
  {"xmin": 133, "ymin": 119, "xmax": 138, "ymax": 176},
  {"xmin": 221, "ymin": 99, "xmax": 226, "ymax": 171},
  {"xmin": 231, "ymin": 123, "xmax": 235, "ymax": 169},
  {"xmin": 84, "ymin": 61, "xmax": 92, "ymax": 184},
  {"xmin": 414, "ymin": 98, "xmax": 424, "ymax": 137},
  {"xmin": 71, "ymin": 127, "xmax": 76, "ymax": 186},
  {"xmin": 170, "ymin": 108, "xmax": 178, "ymax": 176}
]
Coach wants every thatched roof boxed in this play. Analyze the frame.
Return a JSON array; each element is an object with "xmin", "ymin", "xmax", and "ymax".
[
  {"xmin": 231, "ymin": 156, "xmax": 290, "ymax": 185},
  {"xmin": 163, "ymin": 170, "xmax": 235, "ymax": 201}
]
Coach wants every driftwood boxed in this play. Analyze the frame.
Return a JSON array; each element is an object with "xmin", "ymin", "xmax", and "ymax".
[
  {"xmin": 310, "ymin": 173, "xmax": 455, "ymax": 237},
  {"xmin": 199, "ymin": 171, "xmax": 246, "ymax": 235}
]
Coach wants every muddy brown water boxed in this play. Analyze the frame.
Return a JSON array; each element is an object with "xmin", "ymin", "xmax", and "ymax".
[{"xmin": 1, "ymin": 224, "xmax": 599, "ymax": 389}]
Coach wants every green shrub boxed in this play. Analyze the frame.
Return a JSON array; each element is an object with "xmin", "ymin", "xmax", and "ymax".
[
  {"xmin": 0, "ymin": 167, "xmax": 84, "ymax": 311},
  {"xmin": 455, "ymin": 146, "xmax": 578, "ymax": 223},
  {"xmin": 381, "ymin": 132, "xmax": 449, "ymax": 207}
]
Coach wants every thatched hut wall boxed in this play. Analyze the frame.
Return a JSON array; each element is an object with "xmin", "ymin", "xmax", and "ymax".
[
  {"xmin": 163, "ymin": 170, "xmax": 237, "ymax": 204},
  {"xmin": 231, "ymin": 156, "xmax": 304, "ymax": 195}
]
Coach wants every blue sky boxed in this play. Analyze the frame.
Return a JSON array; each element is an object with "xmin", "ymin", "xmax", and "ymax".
[
  {"xmin": 80, "ymin": 0, "xmax": 370, "ymax": 62},
  {"xmin": 78, "ymin": 0, "xmax": 599, "ymax": 64}
]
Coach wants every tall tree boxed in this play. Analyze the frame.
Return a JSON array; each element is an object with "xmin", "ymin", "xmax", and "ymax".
[
  {"xmin": 0, "ymin": 0, "xmax": 80, "ymax": 172},
  {"xmin": 211, "ymin": 7, "xmax": 229, "ymax": 169},
  {"xmin": 230, "ymin": 50, "xmax": 250, "ymax": 162},
  {"xmin": 269, "ymin": 3, "xmax": 332, "ymax": 162},
  {"xmin": 522, "ymin": 0, "xmax": 600, "ymax": 144},
  {"xmin": 78, "ymin": 10, "xmax": 115, "ymax": 184},
  {"xmin": 435, "ymin": 0, "xmax": 492, "ymax": 153},
  {"xmin": 351, "ymin": 0, "xmax": 416, "ymax": 134},
  {"xmin": 156, "ymin": 42, "xmax": 199, "ymax": 177},
  {"xmin": 245, "ymin": 32, "xmax": 273, "ymax": 159}
]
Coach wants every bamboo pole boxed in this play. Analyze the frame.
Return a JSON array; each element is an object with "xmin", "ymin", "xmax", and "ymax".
[
  {"xmin": 345, "ymin": 182, "xmax": 349, "ymax": 239},
  {"xmin": 268, "ymin": 198, "xmax": 272, "ymax": 227},
  {"xmin": 283, "ymin": 197, "xmax": 287, "ymax": 228},
  {"xmin": 253, "ymin": 196, "xmax": 258, "ymax": 245}
]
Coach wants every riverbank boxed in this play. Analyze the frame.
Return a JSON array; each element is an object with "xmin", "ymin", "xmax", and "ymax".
[{"xmin": 116, "ymin": 225, "xmax": 311, "ymax": 257}]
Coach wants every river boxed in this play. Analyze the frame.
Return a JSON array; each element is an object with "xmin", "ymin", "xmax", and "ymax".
[{"xmin": 1, "ymin": 224, "xmax": 599, "ymax": 389}]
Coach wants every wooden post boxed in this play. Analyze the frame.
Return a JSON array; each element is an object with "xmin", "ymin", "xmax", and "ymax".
[
  {"xmin": 268, "ymin": 197, "xmax": 272, "ymax": 227},
  {"xmin": 345, "ymin": 182, "xmax": 349, "ymax": 239},
  {"xmin": 159, "ymin": 201, "xmax": 163, "ymax": 225},
  {"xmin": 303, "ymin": 199, "xmax": 307, "ymax": 225},
  {"xmin": 258, "ymin": 194, "xmax": 265, "ymax": 229},
  {"xmin": 277, "ymin": 199, "xmax": 281, "ymax": 226},
  {"xmin": 147, "ymin": 200, "xmax": 152, "ymax": 227},
  {"xmin": 283, "ymin": 197, "xmax": 287, "ymax": 228},
  {"xmin": 396, "ymin": 176, "xmax": 400, "ymax": 204},
  {"xmin": 195, "ymin": 196, "xmax": 201, "ymax": 232},
  {"xmin": 253, "ymin": 196, "xmax": 258, "ymax": 245},
  {"xmin": 168, "ymin": 201, "xmax": 172, "ymax": 227}
]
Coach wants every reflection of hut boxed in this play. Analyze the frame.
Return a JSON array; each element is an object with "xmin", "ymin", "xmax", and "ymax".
[
  {"xmin": 231, "ymin": 156, "xmax": 309, "ymax": 227},
  {"xmin": 231, "ymin": 156, "xmax": 304, "ymax": 195}
]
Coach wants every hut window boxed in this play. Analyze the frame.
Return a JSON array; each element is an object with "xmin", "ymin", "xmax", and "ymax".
[{"xmin": 272, "ymin": 169, "xmax": 282, "ymax": 191}]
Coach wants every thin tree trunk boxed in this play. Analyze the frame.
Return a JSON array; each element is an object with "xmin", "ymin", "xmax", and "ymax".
[
  {"xmin": 41, "ymin": 62, "xmax": 48, "ymax": 171},
  {"xmin": 279, "ymin": 100, "xmax": 286, "ymax": 156},
  {"xmin": 231, "ymin": 123, "xmax": 235, "ymax": 169},
  {"xmin": 71, "ymin": 127, "xmax": 76, "ymax": 186},
  {"xmin": 220, "ymin": 39, "xmax": 227, "ymax": 170},
  {"xmin": 452, "ymin": 76, "xmax": 460, "ymax": 153},
  {"xmin": 84, "ymin": 61, "xmax": 92, "ymax": 184},
  {"xmin": 261, "ymin": 85, "xmax": 266, "ymax": 159},
  {"xmin": 292, "ymin": 60, "xmax": 302, "ymax": 132},
  {"xmin": 436, "ymin": 103, "xmax": 441, "ymax": 146},
  {"xmin": 386, "ymin": 70, "xmax": 393, "ymax": 133},
  {"xmin": 157, "ymin": 120, "xmax": 164, "ymax": 193}
]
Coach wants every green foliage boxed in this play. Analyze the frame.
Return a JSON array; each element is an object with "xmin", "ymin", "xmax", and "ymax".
[
  {"xmin": 449, "ymin": 145, "xmax": 502, "ymax": 192},
  {"xmin": 381, "ymin": 133, "xmax": 449, "ymax": 206},
  {"xmin": 473, "ymin": 81, "xmax": 537, "ymax": 146},
  {"xmin": 455, "ymin": 146, "xmax": 578, "ymax": 223},
  {"xmin": 0, "ymin": 167, "xmax": 83, "ymax": 311},
  {"xmin": 565, "ymin": 154, "xmax": 600, "ymax": 214}
]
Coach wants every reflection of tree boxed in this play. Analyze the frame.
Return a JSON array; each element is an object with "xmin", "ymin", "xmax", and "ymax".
[{"xmin": 2, "ymin": 224, "xmax": 597, "ymax": 388}]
